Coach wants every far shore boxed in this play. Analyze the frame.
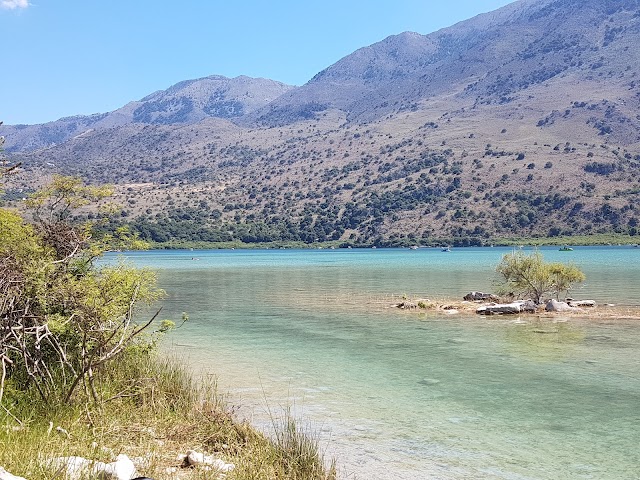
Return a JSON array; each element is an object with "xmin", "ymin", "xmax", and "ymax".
[{"xmin": 141, "ymin": 234, "xmax": 640, "ymax": 251}]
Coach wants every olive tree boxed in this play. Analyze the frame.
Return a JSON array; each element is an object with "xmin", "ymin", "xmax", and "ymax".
[{"xmin": 496, "ymin": 250, "xmax": 585, "ymax": 304}]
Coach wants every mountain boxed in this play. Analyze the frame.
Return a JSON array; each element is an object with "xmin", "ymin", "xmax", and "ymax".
[
  {"xmin": 249, "ymin": 0, "xmax": 640, "ymax": 130},
  {"xmin": 1, "ymin": 76, "xmax": 294, "ymax": 152},
  {"xmin": 2, "ymin": 0, "xmax": 640, "ymax": 246}
]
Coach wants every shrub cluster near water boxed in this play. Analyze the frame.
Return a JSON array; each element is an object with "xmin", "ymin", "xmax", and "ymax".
[{"xmin": 0, "ymin": 176, "xmax": 335, "ymax": 480}]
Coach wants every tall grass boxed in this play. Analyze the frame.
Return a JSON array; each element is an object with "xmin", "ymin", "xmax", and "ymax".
[
  {"xmin": 272, "ymin": 411, "xmax": 336, "ymax": 480},
  {"xmin": 0, "ymin": 349, "xmax": 336, "ymax": 480}
]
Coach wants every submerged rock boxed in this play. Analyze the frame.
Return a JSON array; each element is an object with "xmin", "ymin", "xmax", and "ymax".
[{"xmin": 418, "ymin": 378, "xmax": 441, "ymax": 386}]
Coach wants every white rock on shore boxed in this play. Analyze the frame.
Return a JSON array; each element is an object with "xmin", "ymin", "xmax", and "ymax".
[
  {"xmin": 48, "ymin": 454, "xmax": 137, "ymax": 480},
  {"xmin": 181, "ymin": 450, "xmax": 235, "ymax": 472},
  {"xmin": 0, "ymin": 467, "xmax": 27, "ymax": 480}
]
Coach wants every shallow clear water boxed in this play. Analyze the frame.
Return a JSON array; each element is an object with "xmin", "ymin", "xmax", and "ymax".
[{"xmin": 114, "ymin": 247, "xmax": 640, "ymax": 479}]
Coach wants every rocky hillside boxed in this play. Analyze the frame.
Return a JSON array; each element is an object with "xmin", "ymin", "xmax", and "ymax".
[
  {"xmin": 249, "ymin": 0, "xmax": 640, "ymax": 130},
  {"xmin": 2, "ymin": 0, "xmax": 640, "ymax": 245},
  {"xmin": 1, "ymin": 76, "xmax": 293, "ymax": 152}
]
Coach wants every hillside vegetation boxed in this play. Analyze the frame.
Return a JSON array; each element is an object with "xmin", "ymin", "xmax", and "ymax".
[{"xmin": 2, "ymin": 0, "xmax": 640, "ymax": 246}]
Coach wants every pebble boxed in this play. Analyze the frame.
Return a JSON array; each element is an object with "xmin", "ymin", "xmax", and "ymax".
[{"xmin": 0, "ymin": 467, "xmax": 27, "ymax": 480}]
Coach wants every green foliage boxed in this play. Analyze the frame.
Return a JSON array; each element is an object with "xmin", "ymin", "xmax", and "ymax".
[
  {"xmin": 0, "ymin": 176, "xmax": 164, "ymax": 411},
  {"xmin": 496, "ymin": 250, "xmax": 585, "ymax": 303},
  {"xmin": 583, "ymin": 161, "xmax": 618, "ymax": 175}
]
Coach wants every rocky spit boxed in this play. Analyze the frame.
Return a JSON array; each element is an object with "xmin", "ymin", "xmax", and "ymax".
[{"xmin": 394, "ymin": 292, "xmax": 601, "ymax": 317}]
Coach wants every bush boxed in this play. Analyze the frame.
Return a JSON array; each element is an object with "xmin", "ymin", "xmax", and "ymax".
[
  {"xmin": 0, "ymin": 176, "xmax": 162, "ymax": 410},
  {"xmin": 584, "ymin": 161, "xmax": 617, "ymax": 175},
  {"xmin": 496, "ymin": 250, "xmax": 585, "ymax": 303}
]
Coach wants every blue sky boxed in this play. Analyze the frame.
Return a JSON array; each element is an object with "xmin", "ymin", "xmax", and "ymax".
[{"xmin": 0, "ymin": 0, "xmax": 516, "ymax": 125}]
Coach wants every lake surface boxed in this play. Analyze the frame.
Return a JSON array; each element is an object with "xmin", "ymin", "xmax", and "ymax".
[{"xmin": 113, "ymin": 247, "xmax": 640, "ymax": 479}]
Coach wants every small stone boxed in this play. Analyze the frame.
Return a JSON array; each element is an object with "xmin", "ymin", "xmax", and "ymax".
[
  {"xmin": 103, "ymin": 454, "xmax": 137, "ymax": 480},
  {"xmin": 464, "ymin": 291, "xmax": 499, "ymax": 302},
  {"xmin": 567, "ymin": 299, "xmax": 596, "ymax": 308},
  {"xmin": 0, "ymin": 467, "xmax": 27, "ymax": 480},
  {"xmin": 208, "ymin": 459, "xmax": 234, "ymax": 473},
  {"xmin": 545, "ymin": 299, "xmax": 580, "ymax": 312},
  {"xmin": 186, "ymin": 450, "xmax": 205, "ymax": 465},
  {"xmin": 477, "ymin": 301, "xmax": 530, "ymax": 315},
  {"xmin": 182, "ymin": 451, "xmax": 233, "ymax": 472},
  {"xmin": 396, "ymin": 301, "xmax": 417, "ymax": 310}
]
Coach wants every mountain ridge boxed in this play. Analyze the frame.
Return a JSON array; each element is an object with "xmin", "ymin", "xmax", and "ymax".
[
  {"xmin": 3, "ymin": 0, "xmax": 640, "ymax": 245},
  {"xmin": 1, "ymin": 75, "xmax": 294, "ymax": 152}
]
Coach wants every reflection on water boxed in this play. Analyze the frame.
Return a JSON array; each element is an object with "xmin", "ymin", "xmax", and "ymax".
[
  {"xmin": 115, "ymin": 248, "xmax": 640, "ymax": 480},
  {"xmin": 504, "ymin": 319, "xmax": 586, "ymax": 362}
]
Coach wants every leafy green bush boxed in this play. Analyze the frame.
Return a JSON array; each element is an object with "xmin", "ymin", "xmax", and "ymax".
[
  {"xmin": 496, "ymin": 250, "xmax": 585, "ymax": 303},
  {"xmin": 0, "ymin": 176, "xmax": 162, "ymax": 410}
]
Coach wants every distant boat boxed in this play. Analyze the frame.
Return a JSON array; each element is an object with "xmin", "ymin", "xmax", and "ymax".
[
  {"xmin": 559, "ymin": 246, "xmax": 573, "ymax": 251},
  {"xmin": 441, "ymin": 246, "xmax": 451, "ymax": 252},
  {"xmin": 410, "ymin": 245, "xmax": 419, "ymax": 250}
]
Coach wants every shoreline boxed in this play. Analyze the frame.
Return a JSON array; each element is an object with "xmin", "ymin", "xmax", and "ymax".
[{"xmin": 142, "ymin": 236, "xmax": 640, "ymax": 250}]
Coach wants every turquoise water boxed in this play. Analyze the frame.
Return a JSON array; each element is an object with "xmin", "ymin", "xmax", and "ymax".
[{"xmin": 114, "ymin": 247, "xmax": 640, "ymax": 479}]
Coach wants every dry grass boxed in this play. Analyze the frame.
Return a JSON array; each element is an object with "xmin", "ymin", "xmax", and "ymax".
[{"xmin": 0, "ymin": 354, "xmax": 336, "ymax": 480}]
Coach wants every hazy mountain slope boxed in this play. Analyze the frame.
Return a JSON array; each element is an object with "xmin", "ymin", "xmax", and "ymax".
[{"xmin": 1, "ymin": 76, "xmax": 294, "ymax": 152}]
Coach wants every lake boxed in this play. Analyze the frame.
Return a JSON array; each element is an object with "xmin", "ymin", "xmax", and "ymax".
[{"xmin": 113, "ymin": 246, "xmax": 640, "ymax": 479}]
